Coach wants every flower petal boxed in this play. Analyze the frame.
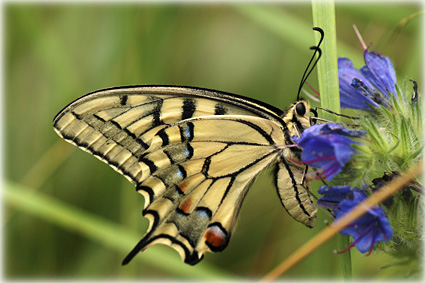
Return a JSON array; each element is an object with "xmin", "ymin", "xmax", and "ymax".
[
  {"xmin": 333, "ymin": 138, "xmax": 357, "ymax": 166},
  {"xmin": 361, "ymin": 50, "xmax": 397, "ymax": 98},
  {"xmin": 335, "ymin": 188, "xmax": 393, "ymax": 253},
  {"xmin": 317, "ymin": 185, "xmax": 351, "ymax": 213},
  {"xmin": 296, "ymin": 124, "xmax": 361, "ymax": 181},
  {"xmin": 338, "ymin": 58, "xmax": 380, "ymax": 109},
  {"xmin": 315, "ymin": 123, "xmax": 366, "ymax": 138}
]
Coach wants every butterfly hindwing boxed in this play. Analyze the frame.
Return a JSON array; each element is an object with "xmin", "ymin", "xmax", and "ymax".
[
  {"xmin": 275, "ymin": 100, "xmax": 317, "ymax": 228},
  {"xmin": 275, "ymin": 160, "xmax": 316, "ymax": 228},
  {"xmin": 125, "ymin": 115, "xmax": 284, "ymax": 264}
]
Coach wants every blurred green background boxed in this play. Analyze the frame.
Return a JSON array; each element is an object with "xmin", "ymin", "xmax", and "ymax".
[{"xmin": 5, "ymin": 2, "xmax": 422, "ymax": 280}]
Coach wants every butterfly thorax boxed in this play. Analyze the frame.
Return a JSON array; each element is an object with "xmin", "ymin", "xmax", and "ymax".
[{"xmin": 280, "ymin": 99, "xmax": 311, "ymax": 160}]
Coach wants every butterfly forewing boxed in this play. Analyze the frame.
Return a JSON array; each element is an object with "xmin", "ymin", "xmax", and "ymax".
[
  {"xmin": 53, "ymin": 86, "xmax": 284, "ymax": 182},
  {"xmin": 53, "ymin": 85, "xmax": 317, "ymax": 265}
]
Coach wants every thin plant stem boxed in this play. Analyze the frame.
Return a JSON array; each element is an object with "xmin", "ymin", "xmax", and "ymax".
[
  {"xmin": 311, "ymin": 1, "xmax": 352, "ymax": 280},
  {"xmin": 312, "ymin": 0, "xmax": 340, "ymax": 121},
  {"xmin": 337, "ymin": 233, "xmax": 353, "ymax": 280}
]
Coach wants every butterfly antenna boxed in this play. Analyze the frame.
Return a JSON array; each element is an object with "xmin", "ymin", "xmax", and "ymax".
[{"xmin": 297, "ymin": 27, "xmax": 325, "ymax": 100}]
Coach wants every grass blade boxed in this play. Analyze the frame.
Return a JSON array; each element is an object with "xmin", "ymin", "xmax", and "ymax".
[{"xmin": 4, "ymin": 181, "xmax": 235, "ymax": 280}]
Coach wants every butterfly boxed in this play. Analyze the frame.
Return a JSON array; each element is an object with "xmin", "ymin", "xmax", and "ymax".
[
  {"xmin": 53, "ymin": 27, "xmax": 324, "ymax": 266},
  {"xmin": 53, "ymin": 86, "xmax": 317, "ymax": 265}
]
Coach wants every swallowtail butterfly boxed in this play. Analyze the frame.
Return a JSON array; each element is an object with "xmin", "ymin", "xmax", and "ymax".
[{"xmin": 53, "ymin": 28, "xmax": 324, "ymax": 266}]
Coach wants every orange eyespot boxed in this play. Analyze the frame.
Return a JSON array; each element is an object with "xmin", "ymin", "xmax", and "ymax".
[{"xmin": 204, "ymin": 224, "xmax": 228, "ymax": 251}]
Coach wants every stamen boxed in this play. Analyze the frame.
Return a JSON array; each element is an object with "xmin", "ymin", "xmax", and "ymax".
[
  {"xmin": 378, "ymin": 223, "xmax": 389, "ymax": 240},
  {"xmin": 353, "ymin": 24, "xmax": 367, "ymax": 50},
  {"xmin": 301, "ymin": 155, "xmax": 336, "ymax": 164},
  {"xmin": 336, "ymin": 241, "xmax": 356, "ymax": 254},
  {"xmin": 305, "ymin": 174, "xmax": 324, "ymax": 183},
  {"xmin": 305, "ymin": 177, "xmax": 317, "ymax": 183},
  {"xmin": 336, "ymin": 220, "xmax": 377, "ymax": 255},
  {"xmin": 302, "ymin": 167, "xmax": 321, "ymax": 180},
  {"xmin": 305, "ymin": 167, "xmax": 331, "ymax": 182},
  {"xmin": 311, "ymin": 163, "xmax": 339, "ymax": 181},
  {"xmin": 366, "ymin": 228, "xmax": 378, "ymax": 256},
  {"xmin": 314, "ymin": 170, "xmax": 327, "ymax": 180},
  {"xmin": 310, "ymin": 169, "xmax": 329, "ymax": 182},
  {"xmin": 302, "ymin": 88, "xmax": 321, "ymax": 103},
  {"xmin": 306, "ymin": 82, "xmax": 320, "ymax": 96},
  {"xmin": 336, "ymin": 226, "xmax": 369, "ymax": 254},
  {"xmin": 322, "ymin": 164, "xmax": 340, "ymax": 179}
]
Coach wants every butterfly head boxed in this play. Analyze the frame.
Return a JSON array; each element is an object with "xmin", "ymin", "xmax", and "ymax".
[{"xmin": 282, "ymin": 99, "xmax": 312, "ymax": 137}]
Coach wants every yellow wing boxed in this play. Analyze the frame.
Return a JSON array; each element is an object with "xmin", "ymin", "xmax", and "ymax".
[
  {"xmin": 53, "ymin": 86, "xmax": 285, "ymax": 184},
  {"xmin": 53, "ymin": 85, "xmax": 316, "ymax": 265}
]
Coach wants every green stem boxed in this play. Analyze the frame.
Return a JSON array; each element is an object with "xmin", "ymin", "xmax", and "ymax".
[
  {"xmin": 312, "ymin": 0, "xmax": 352, "ymax": 280},
  {"xmin": 312, "ymin": 0, "xmax": 340, "ymax": 120},
  {"xmin": 337, "ymin": 234, "xmax": 353, "ymax": 280}
]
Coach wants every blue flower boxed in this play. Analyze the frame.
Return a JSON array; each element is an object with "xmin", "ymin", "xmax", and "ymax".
[
  {"xmin": 293, "ymin": 124, "xmax": 365, "ymax": 181},
  {"xmin": 318, "ymin": 186, "xmax": 393, "ymax": 254},
  {"xmin": 317, "ymin": 185, "xmax": 352, "ymax": 214},
  {"xmin": 361, "ymin": 50, "xmax": 397, "ymax": 96},
  {"xmin": 338, "ymin": 50, "xmax": 397, "ymax": 110}
]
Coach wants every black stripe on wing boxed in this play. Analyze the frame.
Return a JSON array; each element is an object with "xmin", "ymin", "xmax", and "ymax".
[{"xmin": 279, "ymin": 158, "xmax": 312, "ymax": 218}]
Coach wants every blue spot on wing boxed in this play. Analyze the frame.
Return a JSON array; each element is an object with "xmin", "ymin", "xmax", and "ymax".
[
  {"xmin": 176, "ymin": 165, "xmax": 187, "ymax": 179},
  {"xmin": 197, "ymin": 209, "xmax": 209, "ymax": 218},
  {"xmin": 185, "ymin": 125, "xmax": 191, "ymax": 139},
  {"xmin": 180, "ymin": 122, "xmax": 194, "ymax": 141},
  {"xmin": 196, "ymin": 207, "xmax": 212, "ymax": 218},
  {"xmin": 183, "ymin": 148, "xmax": 190, "ymax": 157},
  {"xmin": 176, "ymin": 170, "xmax": 184, "ymax": 178}
]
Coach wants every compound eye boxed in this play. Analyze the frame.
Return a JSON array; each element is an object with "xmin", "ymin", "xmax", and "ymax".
[{"xmin": 295, "ymin": 103, "xmax": 306, "ymax": 116}]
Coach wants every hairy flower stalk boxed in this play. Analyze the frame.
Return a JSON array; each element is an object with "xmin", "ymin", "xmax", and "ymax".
[{"xmin": 295, "ymin": 36, "xmax": 423, "ymax": 273}]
